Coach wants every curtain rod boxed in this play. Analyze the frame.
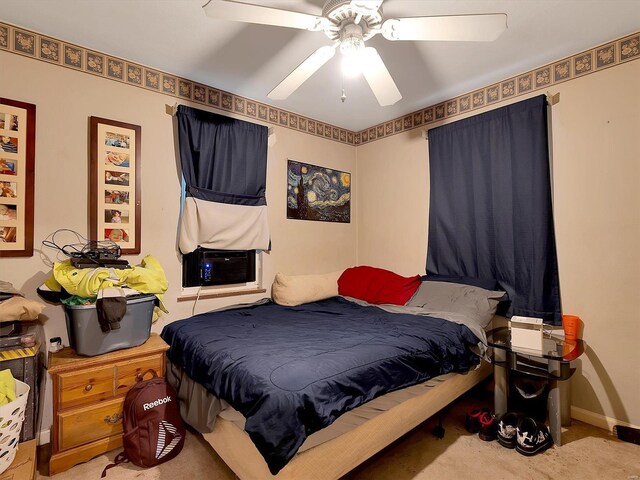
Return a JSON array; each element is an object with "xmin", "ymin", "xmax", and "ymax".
[
  {"xmin": 423, "ymin": 92, "xmax": 560, "ymax": 140},
  {"xmin": 166, "ymin": 103, "xmax": 274, "ymax": 136}
]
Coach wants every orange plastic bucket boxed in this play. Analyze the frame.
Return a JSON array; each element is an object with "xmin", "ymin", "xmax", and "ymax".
[{"xmin": 562, "ymin": 315, "xmax": 580, "ymax": 341}]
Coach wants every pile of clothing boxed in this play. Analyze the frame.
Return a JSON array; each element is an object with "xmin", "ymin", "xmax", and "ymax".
[
  {"xmin": 38, "ymin": 255, "xmax": 169, "ymax": 332},
  {"xmin": 0, "ymin": 369, "xmax": 17, "ymax": 406},
  {"xmin": 0, "ymin": 281, "xmax": 45, "ymax": 322}
]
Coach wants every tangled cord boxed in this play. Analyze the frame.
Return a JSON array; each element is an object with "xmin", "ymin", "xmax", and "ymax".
[{"xmin": 42, "ymin": 229, "xmax": 120, "ymax": 266}]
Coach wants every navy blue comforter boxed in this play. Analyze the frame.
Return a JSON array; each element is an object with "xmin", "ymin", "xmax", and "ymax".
[{"xmin": 161, "ymin": 297, "xmax": 480, "ymax": 474}]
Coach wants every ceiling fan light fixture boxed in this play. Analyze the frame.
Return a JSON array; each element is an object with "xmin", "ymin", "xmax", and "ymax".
[
  {"xmin": 341, "ymin": 55, "xmax": 363, "ymax": 78},
  {"xmin": 204, "ymin": 1, "xmax": 507, "ymax": 106},
  {"xmin": 339, "ymin": 36, "xmax": 365, "ymax": 56},
  {"xmin": 322, "ymin": 0, "xmax": 383, "ymax": 41},
  {"xmin": 339, "ymin": 23, "xmax": 365, "ymax": 56}
]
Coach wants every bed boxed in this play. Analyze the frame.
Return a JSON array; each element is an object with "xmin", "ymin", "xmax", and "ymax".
[
  {"xmin": 161, "ymin": 280, "xmax": 500, "ymax": 479},
  {"xmin": 169, "ymin": 359, "xmax": 491, "ymax": 480}
]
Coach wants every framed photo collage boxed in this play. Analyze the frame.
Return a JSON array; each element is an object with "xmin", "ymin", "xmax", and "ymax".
[
  {"xmin": 0, "ymin": 98, "xmax": 35, "ymax": 257},
  {"xmin": 89, "ymin": 116, "xmax": 141, "ymax": 254}
]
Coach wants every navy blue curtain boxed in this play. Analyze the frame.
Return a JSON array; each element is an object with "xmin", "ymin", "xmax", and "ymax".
[
  {"xmin": 177, "ymin": 105, "xmax": 268, "ymax": 206},
  {"xmin": 426, "ymin": 95, "xmax": 561, "ymax": 325}
]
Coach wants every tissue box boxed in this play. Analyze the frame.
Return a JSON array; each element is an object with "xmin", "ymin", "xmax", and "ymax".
[{"xmin": 510, "ymin": 316, "xmax": 543, "ymax": 351}]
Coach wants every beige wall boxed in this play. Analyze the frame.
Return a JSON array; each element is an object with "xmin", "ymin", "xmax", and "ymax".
[
  {"xmin": 1, "ymin": 42, "xmax": 638, "ymax": 442},
  {"xmin": 356, "ymin": 60, "xmax": 640, "ymax": 427},
  {"xmin": 0, "ymin": 50, "xmax": 358, "ymax": 438},
  {"xmin": 356, "ymin": 128, "xmax": 429, "ymax": 276}
]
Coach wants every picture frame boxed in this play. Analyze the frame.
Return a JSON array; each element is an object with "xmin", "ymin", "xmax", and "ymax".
[
  {"xmin": 287, "ymin": 159, "xmax": 351, "ymax": 223},
  {"xmin": 0, "ymin": 98, "xmax": 35, "ymax": 257},
  {"xmin": 89, "ymin": 116, "xmax": 141, "ymax": 254}
]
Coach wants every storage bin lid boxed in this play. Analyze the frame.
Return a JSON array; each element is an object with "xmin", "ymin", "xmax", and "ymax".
[{"xmin": 63, "ymin": 293, "xmax": 156, "ymax": 310}]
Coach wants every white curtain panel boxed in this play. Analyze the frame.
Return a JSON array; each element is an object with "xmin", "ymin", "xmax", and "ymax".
[{"xmin": 179, "ymin": 197, "xmax": 269, "ymax": 253}]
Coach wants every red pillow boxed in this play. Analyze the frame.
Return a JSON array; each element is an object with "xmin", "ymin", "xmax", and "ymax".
[{"xmin": 338, "ymin": 266, "xmax": 421, "ymax": 305}]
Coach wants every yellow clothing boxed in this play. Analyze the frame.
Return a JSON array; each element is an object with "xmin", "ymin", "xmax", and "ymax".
[
  {"xmin": 0, "ymin": 369, "xmax": 16, "ymax": 406},
  {"xmin": 45, "ymin": 255, "xmax": 169, "ymax": 318}
]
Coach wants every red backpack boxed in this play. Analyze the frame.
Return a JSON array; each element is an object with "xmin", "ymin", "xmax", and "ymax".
[{"xmin": 102, "ymin": 370, "xmax": 186, "ymax": 476}]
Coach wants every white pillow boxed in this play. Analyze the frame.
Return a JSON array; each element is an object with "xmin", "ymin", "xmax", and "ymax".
[{"xmin": 272, "ymin": 271, "xmax": 343, "ymax": 306}]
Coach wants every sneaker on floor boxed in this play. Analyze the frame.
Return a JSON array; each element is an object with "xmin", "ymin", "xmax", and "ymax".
[
  {"xmin": 516, "ymin": 417, "xmax": 553, "ymax": 456},
  {"xmin": 465, "ymin": 406, "xmax": 490, "ymax": 434},
  {"xmin": 478, "ymin": 411, "xmax": 497, "ymax": 441},
  {"xmin": 497, "ymin": 412, "xmax": 520, "ymax": 449}
]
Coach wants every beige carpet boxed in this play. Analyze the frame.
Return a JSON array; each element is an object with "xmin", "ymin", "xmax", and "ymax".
[{"xmin": 38, "ymin": 390, "xmax": 640, "ymax": 480}]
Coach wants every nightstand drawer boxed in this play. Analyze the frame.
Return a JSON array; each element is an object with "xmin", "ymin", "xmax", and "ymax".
[
  {"xmin": 58, "ymin": 397, "xmax": 124, "ymax": 451},
  {"xmin": 58, "ymin": 365, "xmax": 114, "ymax": 410},
  {"xmin": 115, "ymin": 354, "xmax": 164, "ymax": 396}
]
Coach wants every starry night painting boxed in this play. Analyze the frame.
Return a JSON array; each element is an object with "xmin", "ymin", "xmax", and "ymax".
[{"xmin": 287, "ymin": 160, "xmax": 351, "ymax": 223}]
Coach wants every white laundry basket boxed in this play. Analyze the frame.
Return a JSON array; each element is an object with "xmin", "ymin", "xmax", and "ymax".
[{"xmin": 0, "ymin": 379, "xmax": 30, "ymax": 474}]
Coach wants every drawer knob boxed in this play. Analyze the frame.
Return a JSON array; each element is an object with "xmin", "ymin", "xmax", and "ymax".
[
  {"xmin": 84, "ymin": 384, "xmax": 93, "ymax": 392},
  {"xmin": 104, "ymin": 412, "xmax": 123, "ymax": 425}
]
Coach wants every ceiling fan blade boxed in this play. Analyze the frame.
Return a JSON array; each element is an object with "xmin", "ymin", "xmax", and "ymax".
[
  {"xmin": 382, "ymin": 14, "xmax": 507, "ymax": 42},
  {"xmin": 350, "ymin": 0, "xmax": 384, "ymax": 14},
  {"xmin": 360, "ymin": 47, "xmax": 402, "ymax": 106},
  {"xmin": 268, "ymin": 45, "xmax": 337, "ymax": 100},
  {"xmin": 203, "ymin": 0, "xmax": 327, "ymax": 31}
]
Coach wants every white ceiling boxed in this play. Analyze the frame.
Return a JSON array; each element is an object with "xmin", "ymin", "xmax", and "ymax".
[{"xmin": 1, "ymin": 0, "xmax": 639, "ymax": 131}]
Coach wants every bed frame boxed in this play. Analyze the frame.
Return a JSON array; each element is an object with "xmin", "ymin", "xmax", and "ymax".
[{"xmin": 202, "ymin": 361, "xmax": 492, "ymax": 480}]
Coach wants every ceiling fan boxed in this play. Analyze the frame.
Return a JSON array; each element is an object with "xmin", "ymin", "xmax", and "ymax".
[{"xmin": 203, "ymin": 0, "xmax": 507, "ymax": 106}]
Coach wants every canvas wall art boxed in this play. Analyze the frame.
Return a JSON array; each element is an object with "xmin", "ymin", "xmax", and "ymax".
[{"xmin": 287, "ymin": 159, "xmax": 350, "ymax": 223}]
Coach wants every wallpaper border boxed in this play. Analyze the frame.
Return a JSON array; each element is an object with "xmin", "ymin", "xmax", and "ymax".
[
  {"xmin": 356, "ymin": 32, "xmax": 640, "ymax": 145},
  {"xmin": 0, "ymin": 21, "xmax": 354, "ymax": 146},
  {"xmin": 0, "ymin": 21, "xmax": 638, "ymax": 147}
]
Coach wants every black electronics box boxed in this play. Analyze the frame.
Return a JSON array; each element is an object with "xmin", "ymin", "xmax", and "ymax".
[
  {"xmin": 182, "ymin": 248, "xmax": 256, "ymax": 287},
  {"xmin": 0, "ymin": 322, "xmax": 36, "ymax": 350}
]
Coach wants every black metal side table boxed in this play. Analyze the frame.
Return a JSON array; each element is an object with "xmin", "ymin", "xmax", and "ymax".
[{"xmin": 487, "ymin": 327, "xmax": 584, "ymax": 446}]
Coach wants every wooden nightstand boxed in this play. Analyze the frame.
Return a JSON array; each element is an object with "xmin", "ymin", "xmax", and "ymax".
[{"xmin": 48, "ymin": 333, "xmax": 168, "ymax": 475}]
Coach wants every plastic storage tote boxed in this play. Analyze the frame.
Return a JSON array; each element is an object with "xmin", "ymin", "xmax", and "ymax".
[
  {"xmin": 0, "ymin": 379, "xmax": 30, "ymax": 474},
  {"xmin": 64, "ymin": 294, "xmax": 155, "ymax": 356}
]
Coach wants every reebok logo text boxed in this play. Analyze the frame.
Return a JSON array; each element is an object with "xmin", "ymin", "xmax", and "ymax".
[{"xmin": 143, "ymin": 396, "xmax": 172, "ymax": 411}]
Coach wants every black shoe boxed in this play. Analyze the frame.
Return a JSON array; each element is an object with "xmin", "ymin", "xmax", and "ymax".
[
  {"xmin": 478, "ymin": 411, "xmax": 497, "ymax": 441},
  {"xmin": 515, "ymin": 417, "xmax": 553, "ymax": 456},
  {"xmin": 465, "ymin": 406, "xmax": 490, "ymax": 434},
  {"xmin": 496, "ymin": 412, "xmax": 519, "ymax": 448}
]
